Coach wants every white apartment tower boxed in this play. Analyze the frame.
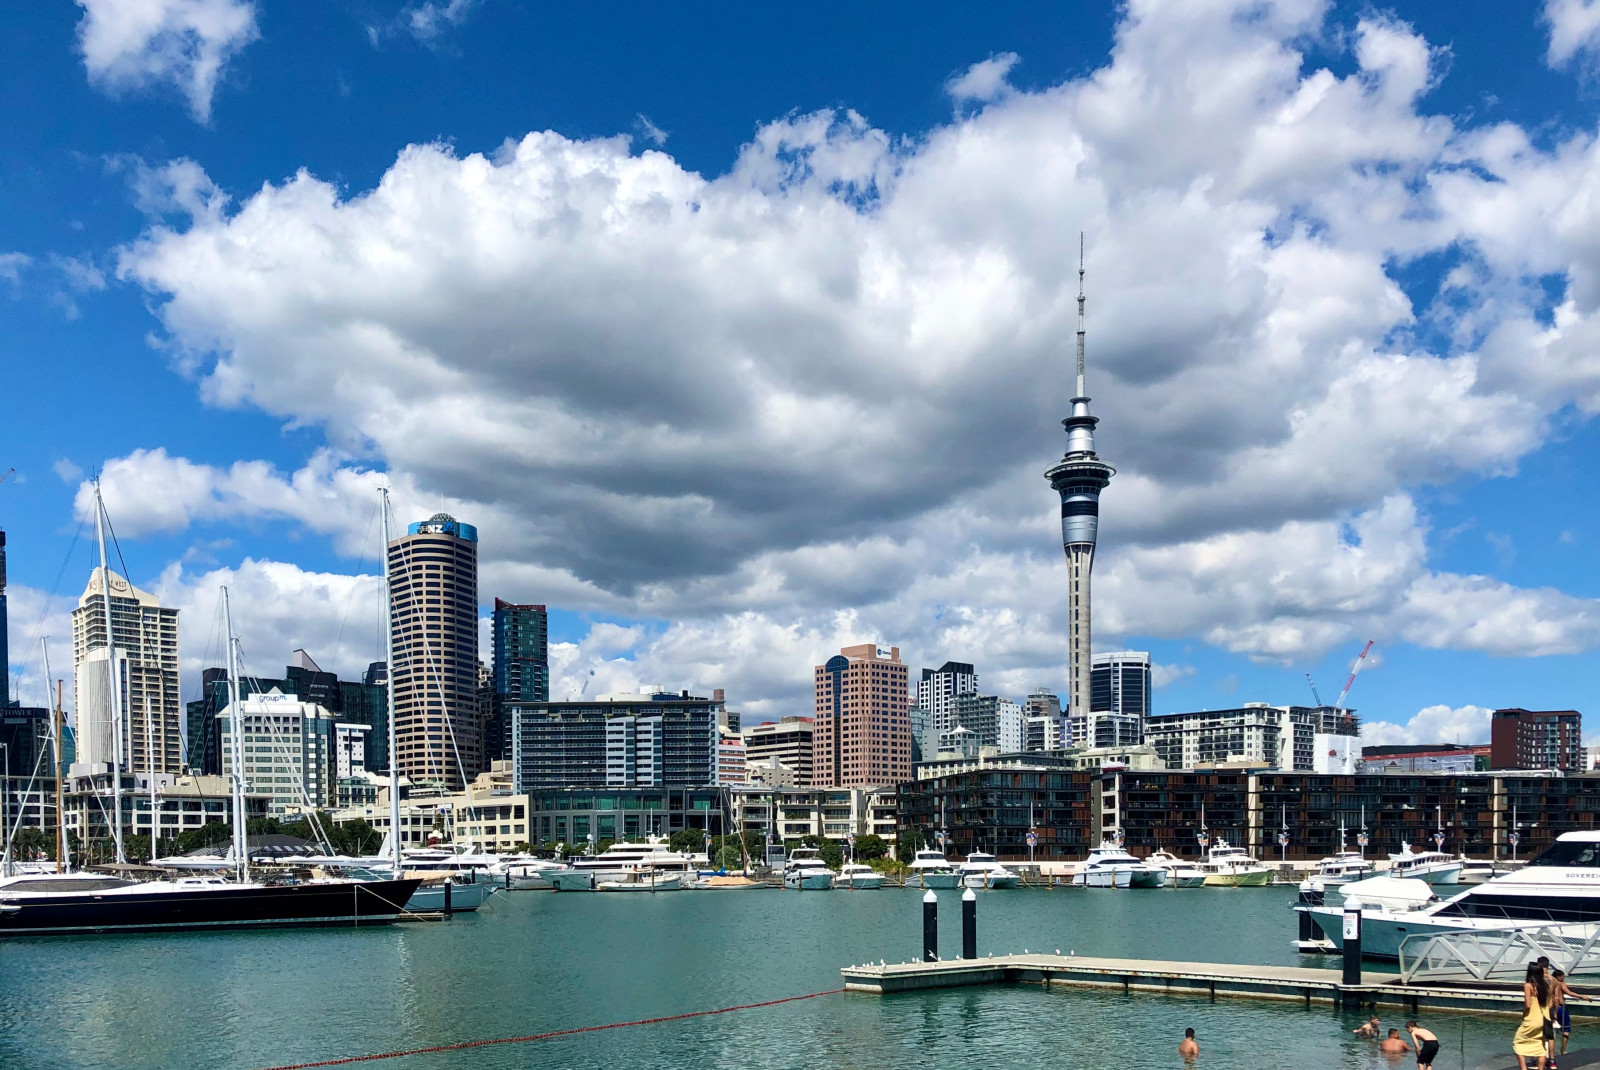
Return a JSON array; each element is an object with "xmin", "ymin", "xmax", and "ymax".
[{"xmin": 70, "ymin": 567, "xmax": 182, "ymax": 777}]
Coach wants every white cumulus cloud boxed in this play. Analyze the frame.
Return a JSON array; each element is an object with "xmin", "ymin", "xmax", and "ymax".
[
  {"xmin": 1361, "ymin": 704, "xmax": 1494, "ymax": 747},
  {"xmin": 83, "ymin": 0, "xmax": 1600, "ymax": 715},
  {"xmin": 76, "ymin": 0, "xmax": 258, "ymax": 122}
]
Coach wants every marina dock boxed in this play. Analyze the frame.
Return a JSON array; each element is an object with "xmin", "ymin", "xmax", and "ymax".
[{"xmin": 841, "ymin": 953, "xmax": 1600, "ymax": 1019}]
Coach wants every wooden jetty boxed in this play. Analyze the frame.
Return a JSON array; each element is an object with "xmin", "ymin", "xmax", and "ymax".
[{"xmin": 841, "ymin": 952, "xmax": 1600, "ymax": 1019}]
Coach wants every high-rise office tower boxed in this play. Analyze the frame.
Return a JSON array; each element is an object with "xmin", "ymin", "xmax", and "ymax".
[
  {"xmin": 1088, "ymin": 650, "xmax": 1150, "ymax": 747},
  {"xmin": 1044, "ymin": 245, "xmax": 1115, "ymax": 727},
  {"xmin": 70, "ymin": 567, "xmax": 182, "ymax": 776},
  {"xmin": 742, "ymin": 716, "xmax": 815, "ymax": 786},
  {"xmin": 490, "ymin": 599, "xmax": 548, "ymax": 762},
  {"xmin": 916, "ymin": 661, "xmax": 977, "ymax": 759},
  {"xmin": 813, "ymin": 643, "xmax": 911, "ymax": 787},
  {"xmin": 388, "ymin": 513, "xmax": 481, "ymax": 791},
  {"xmin": 1023, "ymin": 687, "xmax": 1068, "ymax": 751}
]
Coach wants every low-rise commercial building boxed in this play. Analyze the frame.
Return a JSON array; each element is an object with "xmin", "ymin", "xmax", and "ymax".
[
  {"xmin": 732, "ymin": 786, "xmax": 897, "ymax": 844},
  {"xmin": 1359, "ymin": 743, "xmax": 1490, "ymax": 774}
]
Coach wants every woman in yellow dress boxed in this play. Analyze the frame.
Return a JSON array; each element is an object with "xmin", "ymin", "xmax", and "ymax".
[{"xmin": 1515, "ymin": 961, "xmax": 1553, "ymax": 1070}]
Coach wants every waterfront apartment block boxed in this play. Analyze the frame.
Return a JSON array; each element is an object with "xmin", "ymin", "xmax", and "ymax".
[
  {"xmin": 508, "ymin": 692, "xmax": 720, "ymax": 792},
  {"xmin": 488, "ymin": 599, "xmax": 548, "ymax": 763},
  {"xmin": 1101, "ymin": 770, "xmax": 1600, "ymax": 863},
  {"xmin": 1491, "ymin": 707, "xmax": 1583, "ymax": 772},
  {"xmin": 813, "ymin": 643, "xmax": 912, "ymax": 788},
  {"xmin": 731, "ymin": 786, "xmax": 898, "ymax": 844},
  {"xmin": 1143, "ymin": 703, "xmax": 1359, "ymax": 773},
  {"xmin": 217, "ymin": 689, "xmax": 336, "ymax": 815},
  {"xmin": 896, "ymin": 753, "xmax": 1095, "ymax": 859},
  {"xmin": 71, "ymin": 567, "xmax": 182, "ymax": 777},
  {"xmin": 388, "ymin": 513, "xmax": 481, "ymax": 791}
]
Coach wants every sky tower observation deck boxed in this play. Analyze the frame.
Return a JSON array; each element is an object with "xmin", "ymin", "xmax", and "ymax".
[{"xmin": 1045, "ymin": 247, "xmax": 1115, "ymax": 724}]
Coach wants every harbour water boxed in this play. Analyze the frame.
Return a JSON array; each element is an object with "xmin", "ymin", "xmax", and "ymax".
[{"xmin": 1, "ymin": 885, "xmax": 1523, "ymax": 1069}]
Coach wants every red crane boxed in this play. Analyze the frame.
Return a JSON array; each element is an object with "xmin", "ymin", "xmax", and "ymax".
[{"xmin": 1334, "ymin": 640, "xmax": 1376, "ymax": 711}]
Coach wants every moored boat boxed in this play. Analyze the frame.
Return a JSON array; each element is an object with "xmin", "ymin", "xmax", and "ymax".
[
  {"xmin": 1386, "ymin": 842, "xmax": 1463, "ymax": 885},
  {"xmin": 1147, "ymin": 849, "xmax": 1206, "ymax": 888},
  {"xmin": 784, "ymin": 848, "xmax": 834, "ymax": 890},
  {"xmin": 908, "ymin": 849, "xmax": 961, "ymax": 889},
  {"xmin": 1198, "ymin": 838, "xmax": 1272, "ymax": 887},
  {"xmin": 958, "ymin": 852, "xmax": 1018, "ymax": 889},
  {"xmin": 0, "ymin": 870, "xmax": 422, "ymax": 937},
  {"xmin": 837, "ymin": 863, "xmax": 884, "ymax": 889},
  {"xmin": 1074, "ymin": 841, "xmax": 1167, "ymax": 889}
]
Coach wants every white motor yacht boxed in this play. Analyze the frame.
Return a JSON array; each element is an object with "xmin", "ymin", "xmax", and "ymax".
[
  {"xmin": 546, "ymin": 840, "xmax": 697, "ymax": 890},
  {"xmin": 958, "ymin": 852, "xmax": 1019, "ymax": 889},
  {"xmin": 837, "ymin": 863, "xmax": 884, "ymax": 889},
  {"xmin": 1147, "ymin": 849, "xmax": 1206, "ymax": 888},
  {"xmin": 1073, "ymin": 842, "xmax": 1167, "ymax": 888},
  {"xmin": 597, "ymin": 868, "xmax": 683, "ymax": 892},
  {"xmin": 1198, "ymin": 838, "xmax": 1272, "ymax": 887},
  {"xmin": 1312, "ymin": 850, "xmax": 1372, "ymax": 886},
  {"xmin": 784, "ymin": 848, "xmax": 835, "ymax": 890},
  {"xmin": 908, "ymin": 849, "xmax": 961, "ymax": 889},
  {"xmin": 1308, "ymin": 830, "xmax": 1600, "ymax": 959},
  {"xmin": 1385, "ymin": 842, "xmax": 1463, "ymax": 884}
]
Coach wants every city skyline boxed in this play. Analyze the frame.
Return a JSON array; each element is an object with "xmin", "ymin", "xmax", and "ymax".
[{"xmin": 4, "ymin": 2, "xmax": 1600, "ymax": 747}]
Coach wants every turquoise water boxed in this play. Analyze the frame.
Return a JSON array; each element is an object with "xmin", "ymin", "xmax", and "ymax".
[{"xmin": 0, "ymin": 885, "xmax": 1527, "ymax": 1069}]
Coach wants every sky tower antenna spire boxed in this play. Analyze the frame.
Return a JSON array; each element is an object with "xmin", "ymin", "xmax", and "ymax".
[{"xmin": 1075, "ymin": 232, "xmax": 1086, "ymax": 398}]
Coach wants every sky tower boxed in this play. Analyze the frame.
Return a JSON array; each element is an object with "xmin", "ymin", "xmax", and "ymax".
[{"xmin": 1045, "ymin": 239, "xmax": 1115, "ymax": 737}]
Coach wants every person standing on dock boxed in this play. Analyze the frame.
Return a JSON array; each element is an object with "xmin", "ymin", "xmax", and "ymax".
[
  {"xmin": 1549, "ymin": 968, "xmax": 1584, "ymax": 1067},
  {"xmin": 1515, "ymin": 961, "xmax": 1553, "ymax": 1070},
  {"xmin": 1379, "ymin": 1029, "xmax": 1411, "ymax": 1055},
  {"xmin": 1177, "ymin": 1028, "xmax": 1198, "ymax": 1061},
  {"xmin": 1405, "ymin": 1022, "xmax": 1438, "ymax": 1070}
]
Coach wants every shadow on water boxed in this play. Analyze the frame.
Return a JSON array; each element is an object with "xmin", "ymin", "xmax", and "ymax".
[{"xmin": 0, "ymin": 885, "xmax": 1537, "ymax": 1069}]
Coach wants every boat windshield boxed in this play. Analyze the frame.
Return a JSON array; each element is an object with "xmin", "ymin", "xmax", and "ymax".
[{"xmin": 1525, "ymin": 840, "xmax": 1600, "ymax": 868}]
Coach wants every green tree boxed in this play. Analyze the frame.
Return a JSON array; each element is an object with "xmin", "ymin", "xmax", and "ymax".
[
  {"xmin": 175, "ymin": 821, "xmax": 232, "ymax": 855},
  {"xmin": 10, "ymin": 827, "xmax": 50, "ymax": 861},
  {"xmin": 714, "ymin": 844, "xmax": 742, "ymax": 869},
  {"xmin": 669, "ymin": 828, "xmax": 706, "ymax": 855},
  {"xmin": 817, "ymin": 839, "xmax": 844, "ymax": 870},
  {"xmin": 896, "ymin": 830, "xmax": 924, "ymax": 864},
  {"xmin": 594, "ymin": 838, "xmax": 616, "ymax": 856},
  {"xmin": 853, "ymin": 833, "xmax": 889, "ymax": 861}
]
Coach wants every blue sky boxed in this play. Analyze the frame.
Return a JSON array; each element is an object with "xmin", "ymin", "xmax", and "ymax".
[{"xmin": 3, "ymin": 0, "xmax": 1600, "ymax": 741}]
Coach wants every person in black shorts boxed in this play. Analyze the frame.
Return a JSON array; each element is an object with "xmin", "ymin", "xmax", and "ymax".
[{"xmin": 1406, "ymin": 1021, "xmax": 1439, "ymax": 1070}]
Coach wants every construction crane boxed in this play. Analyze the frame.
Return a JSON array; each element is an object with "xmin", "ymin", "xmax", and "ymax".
[
  {"xmin": 1305, "ymin": 673, "xmax": 1325, "ymax": 707},
  {"xmin": 1334, "ymin": 640, "xmax": 1376, "ymax": 710},
  {"xmin": 0, "ymin": 467, "xmax": 13, "ymax": 486}
]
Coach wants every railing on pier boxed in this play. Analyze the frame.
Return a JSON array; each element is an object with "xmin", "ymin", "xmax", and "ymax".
[{"xmin": 1398, "ymin": 923, "xmax": 1600, "ymax": 984}]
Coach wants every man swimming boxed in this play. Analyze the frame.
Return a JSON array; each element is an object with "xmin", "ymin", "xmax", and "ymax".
[
  {"xmin": 1178, "ymin": 1027, "xmax": 1199, "ymax": 1060},
  {"xmin": 1354, "ymin": 1016, "xmax": 1382, "ymax": 1037},
  {"xmin": 1379, "ymin": 1029, "xmax": 1412, "ymax": 1055},
  {"xmin": 1406, "ymin": 1021, "xmax": 1439, "ymax": 1070}
]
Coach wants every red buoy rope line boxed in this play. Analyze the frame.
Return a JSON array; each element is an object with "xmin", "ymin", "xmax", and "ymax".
[{"xmin": 252, "ymin": 988, "xmax": 846, "ymax": 1069}]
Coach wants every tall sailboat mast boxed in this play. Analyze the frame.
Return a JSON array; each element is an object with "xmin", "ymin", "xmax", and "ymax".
[
  {"xmin": 222, "ymin": 585, "xmax": 248, "ymax": 883},
  {"xmin": 41, "ymin": 638, "xmax": 67, "ymax": 873},
  {"xmin": 93, "ymin": 480, "xmax": 127, "ymax": 865},
  {"xmin": 380, "ymin": 487, "xmax": 403, "ymax": 874}
]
